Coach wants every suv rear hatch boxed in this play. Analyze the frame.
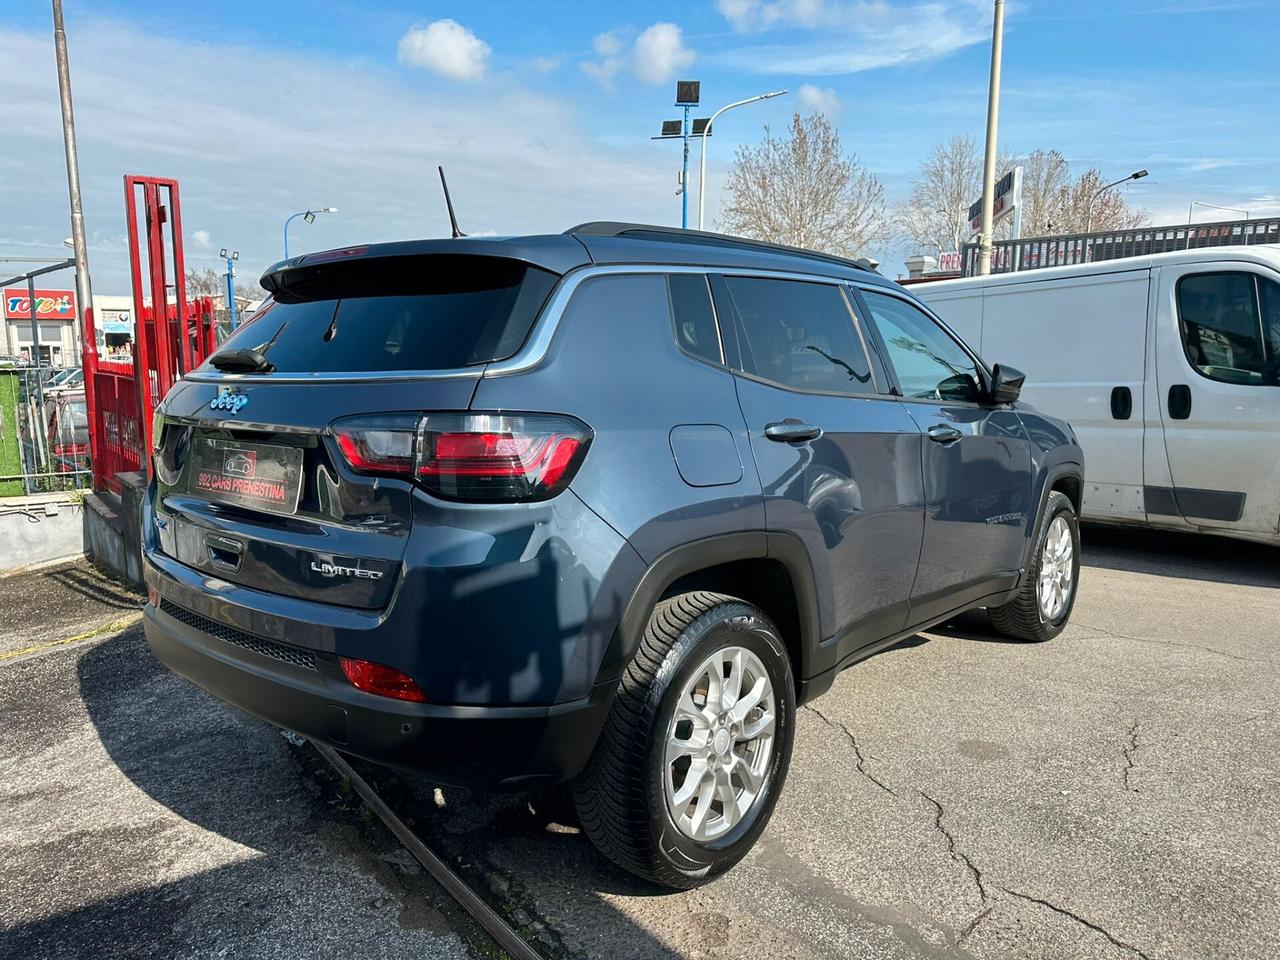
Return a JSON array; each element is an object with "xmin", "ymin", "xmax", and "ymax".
[{"xmin": 150, "ymin": 252, "xmax": 560, "ymax": 610}]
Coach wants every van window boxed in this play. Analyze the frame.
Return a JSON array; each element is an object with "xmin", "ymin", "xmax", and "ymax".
[
  {"xmin": 668, "ymin": 274, "xmax": 721, "ymax": 364},
  {"xmin": 716, "ymin": 277, "xmax": 874, "ymax": 396},
  {"xmin": 1177, "ymin": 272, "xmax": 1280, "ymax": 385},
  {"xmin": 860, "ymin": 291, "xmax": 983, "ymax": 402},
  {"xmin": 205, "ymin": 255, "xmax": 558, "ymax": 373}
]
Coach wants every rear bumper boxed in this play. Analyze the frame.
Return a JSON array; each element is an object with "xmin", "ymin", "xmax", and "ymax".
[{"xmin": 143, "ymin": 595, "xmax": 614, "ymax": 790}]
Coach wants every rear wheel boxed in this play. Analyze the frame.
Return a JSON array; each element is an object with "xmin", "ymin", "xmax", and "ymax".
[
  {"xmin": 573, "ymin": 591, "xmax": 795, "ymax": 888},
  {"xmin": 988, "ymin": 491, "xmax": 1080, "ymax": 642}
]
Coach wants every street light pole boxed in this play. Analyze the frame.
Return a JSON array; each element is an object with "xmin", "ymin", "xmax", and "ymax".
[
  {"xmin": 220, "ymin": 249, "xmax": 240, "ymax": 329},
  {"xmin": 283, "ymin": 207, "xmax": 337, "ymax": 258},
  {"xmin": 977, "ymin": 0, "xmax": 1005, "ymax": 277},
  {"xmin": 697, "ymin": 89, "xmax": 787, "ymax": 231},
  {"xmin": 1084, "ymin": 170, "xmax": 1148, "ymax": 233},
  {"xmin": 51, "ymin": 0, "xmax": 93, "ymax": 366}
]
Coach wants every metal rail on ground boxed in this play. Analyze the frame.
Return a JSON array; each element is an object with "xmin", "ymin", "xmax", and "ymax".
[{"xmin": 313, "ymin": 742, "xmax": 547, "ymax": 960}]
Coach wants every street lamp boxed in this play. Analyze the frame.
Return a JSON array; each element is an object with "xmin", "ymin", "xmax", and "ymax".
[
  {"xmin": 1187, "ymin": 200, "xmax": 1249, "ymax": 223},
  {"xmin": 219, "ymin": 248, "xmax": 240, "ymax": 329},
  {"xmin": 1084, "ymin": 170, "xmax": 1147, "ymax": 233},
  {"xmin": 283, "ymin": 207, "xmax": 337, "ymax": 258},
  {"xmin": 696, "ymin": 89, "xmax": 788, "ymax": 231}
]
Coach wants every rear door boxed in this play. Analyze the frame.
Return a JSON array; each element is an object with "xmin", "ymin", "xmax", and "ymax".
[
  {"xmin": 710, "ymin": 273, "xmax": 925, "ymax": 662},
  {"xmin": 855, "ymin": 287, "xmax": 1032, "ymax": 623},
  {"xmin": 1151, "ymin": 263, "xmax": 1280, "ymax": 537},
  {"xmin": 151, "ymin": 254, "xmax": 559, "ymax": 609}
]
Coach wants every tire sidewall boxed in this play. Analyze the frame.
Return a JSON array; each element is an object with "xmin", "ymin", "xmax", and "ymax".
[
  {"xmin": 1034, "ymin": 495, "xmax": 1081, "ymax": 637},
  {"xmin": 642, "ymin": 604, "xmax": 795, "ymax": 881}
]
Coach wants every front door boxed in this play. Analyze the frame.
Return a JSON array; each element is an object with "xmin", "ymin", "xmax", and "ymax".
[
  {"xmin": 1151, "ymin": 264, "xmax": 1280, "ymax": 537},
  {"xmin": 856, "ymin": 287, "xmax": 1033, "ymax": 625},
  {"xmin": 710, "ymin": 274, "xmax": 925, "ymax": 665}
]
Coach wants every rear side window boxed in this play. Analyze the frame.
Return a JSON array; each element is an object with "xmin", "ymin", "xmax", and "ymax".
[
  {"xmin": 1176, "ymin": 271, "xmax": 1280, "ymax": 385},
  {"xmin": 716, "ymin": 276, "xmax": 874, "ymax": 396},
  {"xmin": 206, "ymin": 255, "xmax": 558, "ymax": 373},
  {"xmin": 668, "ymin": 274, "xmax": 721, "ymax": 364}
]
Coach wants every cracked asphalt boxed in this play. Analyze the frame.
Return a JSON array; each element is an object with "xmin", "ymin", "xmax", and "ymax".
[{"xmin": 2, "ymin": 526, "xmax": 1278, "ymax": 960}]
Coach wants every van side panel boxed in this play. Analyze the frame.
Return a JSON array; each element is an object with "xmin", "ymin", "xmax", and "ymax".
[{"xmin": 967, "ymin": 271, "xmax": 1150, "ymax": 522}]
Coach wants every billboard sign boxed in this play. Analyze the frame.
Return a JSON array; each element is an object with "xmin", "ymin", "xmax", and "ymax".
[
  {"xmin": 3, "ymin": 288, "xmax": 77, "ymax": 322},
  {"xmin": 936, "ymin": 251, "xmax": 963, "ymax": 273},
  {"xmin": 968, "ymin": 167, "xmax": 1022, "ymax": 234}
]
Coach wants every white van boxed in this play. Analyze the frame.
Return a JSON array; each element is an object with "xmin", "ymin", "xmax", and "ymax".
[{"xmin": 913, "ymin": 246, "xmax": 1280, "ymax": 545}]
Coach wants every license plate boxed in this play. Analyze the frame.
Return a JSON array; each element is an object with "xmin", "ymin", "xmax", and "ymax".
[{"xmin": 188, "ymin": 438, "xmax": 304, "ymax": 515}]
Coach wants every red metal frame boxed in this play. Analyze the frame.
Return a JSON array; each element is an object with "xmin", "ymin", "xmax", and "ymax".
[{"xmin": 83, "ymin": 175, "xmax": 216, "ymax": 493}]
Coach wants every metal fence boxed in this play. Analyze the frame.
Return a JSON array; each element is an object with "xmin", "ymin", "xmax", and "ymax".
[
  {"xmin": 0, "ymin": 364, "xmax": 90, "ymax": 496},
  {"xmin": 961, "ymin": 217, "xmax": 1280, "ymax": 277}
]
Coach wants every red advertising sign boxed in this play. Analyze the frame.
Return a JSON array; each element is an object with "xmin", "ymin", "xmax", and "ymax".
[{"xmin": 3, "ymin": 288, "xmax": 77, "ymax": 322}]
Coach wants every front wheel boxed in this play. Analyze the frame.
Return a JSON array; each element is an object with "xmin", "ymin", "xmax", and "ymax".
[
  {"xmin": 988, "ymin": 490, "xmax": 1080, "ymax": 642},
  {"xmin": 573, "ymin": 592, "xmax": 795, "ymax": 889}
]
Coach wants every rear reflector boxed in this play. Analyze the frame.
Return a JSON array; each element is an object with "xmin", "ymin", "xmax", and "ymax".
[
  {"xmin": 330, "ymin": 411, "xmax": 591, "ymax": 503},
  {"xmin": 339, "ymin": 656, "xmax": 428, "ymax": 703}
]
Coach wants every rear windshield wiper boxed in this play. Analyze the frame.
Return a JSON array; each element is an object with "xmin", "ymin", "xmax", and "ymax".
[{"xmin": 208, "ymin": 347, "xmax": 276, "ymax": 374}]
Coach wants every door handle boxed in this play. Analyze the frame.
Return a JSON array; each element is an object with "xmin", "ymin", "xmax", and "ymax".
[
  {"xmin": 765, "ymin": 420, "xmax": 823, "ymax": 444},
  {"xmin": 1168, "ymin": 384, "xmax": 1192, "ymax": 420},
  {"xmin": 927, "ymin": 424, "xmax": 963, "ymax": 444},
  {"xmin": 1110, "ymin": 386, "xmax": 1133, "ymax": 420}
]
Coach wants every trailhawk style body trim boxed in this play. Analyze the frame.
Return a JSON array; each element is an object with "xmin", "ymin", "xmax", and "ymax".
[{"xmin": 142, "ymin": 223, "xmax": 1083, "ymax": 886}]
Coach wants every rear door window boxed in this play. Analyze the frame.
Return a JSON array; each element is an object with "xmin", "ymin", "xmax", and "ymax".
[
  {"xmin": 713, "ymin": 276, "xmax": 875, "ymax": 396},
  {"xmin": 1176, "ymin": 271, "xmax": 1280, "ymax": 385},
  {"xmin": 206, "ymin": 255, "xmax": 558, "ymax": 373}
]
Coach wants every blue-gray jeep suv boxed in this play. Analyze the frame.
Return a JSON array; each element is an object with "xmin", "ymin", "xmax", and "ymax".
[{"xmin": 142, "ymin": 223, "xmax": 1083, "ymax": 888}]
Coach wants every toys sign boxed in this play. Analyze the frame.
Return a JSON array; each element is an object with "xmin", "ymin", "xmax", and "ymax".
[{"xmin": 3, "ymin": 288, "xmax": 77, "ymax": 322}]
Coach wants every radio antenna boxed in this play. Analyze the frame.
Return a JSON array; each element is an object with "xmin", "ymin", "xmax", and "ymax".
[{"xmin": 438, "ymin": 166, "xmax": 466, "ymax": 238}]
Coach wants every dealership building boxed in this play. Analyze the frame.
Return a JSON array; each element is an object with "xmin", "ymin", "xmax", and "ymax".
[{"xmin": 1, "ymin": 288, "xmax": 140, "ymax": 366}]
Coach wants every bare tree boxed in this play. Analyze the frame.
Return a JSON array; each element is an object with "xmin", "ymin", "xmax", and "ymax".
[
  {"xmin": 721, "ymin": 112, "xmax": 888, "ymax": 261},
  {"xmin": 234, "ymin": 280, "xmax": 267, "ymax": 307},
  {"xmin": 1054, "ymin": 168, "xmax": 1149, "ymax": 234},
  {"xmin": 897, "ymin": 135, "xmax": 983, "ymax": 254},
  {"xmin": 184, "ymin": 267, "xmax": 223, "ymax": 300},
  {"xmin": 1016, "ymin": 149, "xmax": 1072, "ymax": 236}
]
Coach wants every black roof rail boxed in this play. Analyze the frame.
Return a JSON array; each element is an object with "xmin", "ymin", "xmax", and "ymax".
[{"xmin": 565, "ymin": 221, "xmax": 878, "ymax": 274}]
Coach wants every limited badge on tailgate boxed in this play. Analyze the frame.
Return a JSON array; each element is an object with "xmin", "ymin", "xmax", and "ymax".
[{"xmin": 189, "ymin": 437, "xmax": 304, "ymax": 514}]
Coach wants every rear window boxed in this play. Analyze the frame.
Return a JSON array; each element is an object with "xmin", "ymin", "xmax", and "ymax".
[{"xmin": 206, "ymin": 255, "xmax": 558, "ymax": 373}]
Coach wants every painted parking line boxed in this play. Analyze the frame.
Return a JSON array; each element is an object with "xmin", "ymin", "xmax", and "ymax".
[{"xmin": 0, "ymin": 613, "xmax": 143, "ymax": 664}]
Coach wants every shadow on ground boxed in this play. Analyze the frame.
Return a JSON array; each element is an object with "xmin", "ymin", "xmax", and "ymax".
[
  {"xmin": 1080, "ymin": 524, "xmax": 1278, "ymax": 588},
  {"xmin": 14, "ymin": 628, "xmax": 690, "ymax": 960}
]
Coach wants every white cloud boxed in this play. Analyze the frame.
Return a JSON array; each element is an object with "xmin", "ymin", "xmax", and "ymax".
[
  {"xmin": 632, "ymin": 23, "xmax": 696, "ymax": 85},
  {"xmin": 0, "ymin": 22, "xmax": 675, "ymax": 293},
  {"xmin": 796, "ymin": 83, "xmax": 841, "ymax": 116},
  {"xmin": 397, "ymin": 20, "xmax": 491, "ymax": 81},
  {"xmin": 192, "ymin": 229, "xmax": 211, "ymax": 249},
  {"xmin": 581, "ymin": 24, "xmax": 696, "ymax": 88},
  {"xmin": 712, "ymin": 1, "xmax": 989, "ymax": 74},
  {"xmin": 527, "ymin": 55, "xmax": 561, "ymax": 74},
  {"xmin": 716, "ymin": 0, "xmax": 842, "ymax": 32}
]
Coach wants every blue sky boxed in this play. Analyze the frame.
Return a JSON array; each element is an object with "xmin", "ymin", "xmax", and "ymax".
[{"xmin": 2, "ymin": 0, "xmax": 1278, "ymax": 292}]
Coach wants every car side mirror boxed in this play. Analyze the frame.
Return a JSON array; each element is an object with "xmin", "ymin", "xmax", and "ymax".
[{"xmin": 989, "ymin": 363, "xmax": 1025, "ymax": 404}]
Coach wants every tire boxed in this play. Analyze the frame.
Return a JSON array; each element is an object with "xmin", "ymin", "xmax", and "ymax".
[
  {"xmin": 573, "ymin": 591, "xmax": 795, "ymax": 889},
  {"xmin": 988, "ymin": 490, "xmax": 1080, "ymax": 642}
]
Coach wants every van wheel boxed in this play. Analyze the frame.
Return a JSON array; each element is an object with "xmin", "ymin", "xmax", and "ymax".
[
  {"xmin": 989, "ymin": 491, "xmax": 1080, "ymax": 642},
  {"xmin": 573, "ymin": 591, "xmax": 795, "ymax": 889}
]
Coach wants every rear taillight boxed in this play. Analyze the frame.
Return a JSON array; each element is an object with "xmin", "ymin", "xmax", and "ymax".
[
  {"xmin": 330, "ymin": 412, "xmax": 591, "ymax": 503},
  {"xmin": 338, "ymin": 656, "xmax": 428, "ymax": 703}
]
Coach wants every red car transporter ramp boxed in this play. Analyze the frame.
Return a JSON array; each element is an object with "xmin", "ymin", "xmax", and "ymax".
[{"xmin": 83, "ymin": 175, "xmax": 218, "ymax": 493}]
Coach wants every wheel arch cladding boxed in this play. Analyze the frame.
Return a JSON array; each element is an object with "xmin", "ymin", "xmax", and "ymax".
[{"xmin": 599, "ymin": 532, "xmax": 822, "ymax": 696}]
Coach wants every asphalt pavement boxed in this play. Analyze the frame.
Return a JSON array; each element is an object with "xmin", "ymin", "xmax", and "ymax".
[{"xmin": 1, "ymin": 528, "xmax": 1277, "ymax": 960}]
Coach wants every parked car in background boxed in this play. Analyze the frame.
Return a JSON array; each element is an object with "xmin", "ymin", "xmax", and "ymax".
[
  {"xmin": 141, "ymin": 224, "xmax": 1083, "ymax": 889},
  {"xmin": 44, "ymin": 366, "xmax": 84, "ymax": 395},
  {"xmin": 47, "ymin": 389, "xmax": 89, "ymax": 475},
  {"xmin": 913, "ymin": 246, "xmax": 1280, "ymax": 546}
]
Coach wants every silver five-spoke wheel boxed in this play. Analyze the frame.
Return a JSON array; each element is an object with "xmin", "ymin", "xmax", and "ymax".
[
  {"xmin": 1037, "ymin": 514, "xmax": 1074, "ymax": 621},
  {"xmin": 665, "ymin": 645, "xmax": 776, "ymax": 841}
]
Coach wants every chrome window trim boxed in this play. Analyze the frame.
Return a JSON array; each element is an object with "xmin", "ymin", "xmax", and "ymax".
[{"xmin": 185, "ymin": 263, "xmax": 878, "ymax": 384}]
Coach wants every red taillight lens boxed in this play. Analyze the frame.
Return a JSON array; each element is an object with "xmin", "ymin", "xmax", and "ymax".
[
  {"xmin": 331, "ymin": 414, "xmax": 419, "ymax": 476},
  {"xmin": 331, "ymin": 412, "xmax": 591, "ymax": 502},
  {"xmin": 338, "ymin": 656, "xmax": 428, "ymax": 703}
]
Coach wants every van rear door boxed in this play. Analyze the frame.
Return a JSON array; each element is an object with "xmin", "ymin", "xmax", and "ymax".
[{"xmin": 1151, "ymin": 262, "xmax": 1280, "ymax": 537}]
